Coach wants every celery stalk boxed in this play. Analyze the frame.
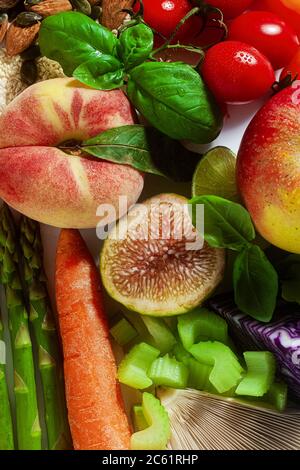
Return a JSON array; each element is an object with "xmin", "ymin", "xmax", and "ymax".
[
  {"xmin": 122, "ymin": 313, "xmax": 177, "ymax": 353},
  {"xmin": 132, "ymin": 405, "xmax": 148, "ymax": 432},
  {"xmin": 141, "ymin": 316, "xmax": 177, "ymax": 354},
  {"xmin": 235, "ymin": 351, "xmax": 276, "ymax": 397},
  {"xmin": 149, "ymin": 355, "xmax": 189, "ymax": 389},
  {"xmin": 190, "ymin": 341, "xmax": 244, "ymax": 393},
  {"xmin": 131, "ymin": 393, "xmax": 171, "ymax": 450},
  {"xmin": 172, "ymin": 343, "xmax": 191, "ymax": 363},
  {"xmin": 266, "ymin": 382, "xmax": 287, "ymax": 412},
  {"xmin": 186, "ymin": 357, "xmax": 212, "ymax": 391},
  {"xmin": 117, "ymin": 342, "xmax": 160, "ymax": 389},
  {"xmin": 178, "ymin": 308, "xmax": 228, "ymax": 350},
  {"xmin": 123, "ymin": 311, "xmax": 153, "ymax": 344},
  {"xmin": 110, "ymin": 318, "xmax": 138, "ymax": 346}
]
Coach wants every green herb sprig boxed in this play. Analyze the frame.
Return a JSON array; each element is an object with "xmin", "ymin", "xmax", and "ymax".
[
  {"xmin": 39, "ymin": 11, "xmax": 223, "ymax": 144},
  {"xmin": 189, "ymin": 195, "xmax": 278, "ymax": 322},
  {"xmin": 60, "ymin": 124, "xmax": 200, "ymax": 181}
]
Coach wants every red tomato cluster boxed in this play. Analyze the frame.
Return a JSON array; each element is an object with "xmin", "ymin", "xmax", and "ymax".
[
  {"xmin": 133, "ymin": 0, "xmax": 202, "ymax": 43},
  {"xmin": 228, "ymin": 11, "xmax": 299, "ymax": 70},
  {"xmin": 136, "ymin": 0, "xmax": 300, "ymax": 104},
  {"xmin": 207, "ymin": 0, "xmax": 254, "ymax": 19},
  {"xmin": 252, "ymin": 0, "xmax": 300, "ymax": 35},
  {"xmin": 202, "ymin": 1, "xmax": 299, "ymax": 103}
]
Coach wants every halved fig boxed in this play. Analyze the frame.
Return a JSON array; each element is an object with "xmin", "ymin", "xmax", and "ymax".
[{"xmin": 100, "ymin": 194, "xmax": 225, "ymax": 317}]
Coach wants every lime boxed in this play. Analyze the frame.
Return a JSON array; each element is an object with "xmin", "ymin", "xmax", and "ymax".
[{"xmin": 192, "ymin": 146, "xmax": 240, "ymax": 202}]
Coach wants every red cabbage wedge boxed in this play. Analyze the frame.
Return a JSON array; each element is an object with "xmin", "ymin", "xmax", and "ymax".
[{"xmin": 209, "ymin": 295, "xmax": 300, "ymax": 401}]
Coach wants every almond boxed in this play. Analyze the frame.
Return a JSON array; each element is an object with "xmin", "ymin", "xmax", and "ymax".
[
  {"xmin": 6, "ymin": 21, "xmax": 40, "ymax": 57},
  {"xmin": 101, "ymin": 0, "xmax": 134, "ymax": 31},
  {"xmin": 0, "ymin": 0, "xmax": 19, "ymax": 8},
  {"xmin": 26, "ymin": 0, "xmax": 72, "ymax": 17},
  {"xmin": 0, "ymin": 14, "xmax": 8, "ymax": 43}
]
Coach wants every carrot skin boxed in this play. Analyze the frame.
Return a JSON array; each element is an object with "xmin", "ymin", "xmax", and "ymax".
[{"xmin": 55, "ymin": 229, "xmax": 131, "ymax": 450}]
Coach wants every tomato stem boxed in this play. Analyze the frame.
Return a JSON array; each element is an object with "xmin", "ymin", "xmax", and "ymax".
[
  {"xmin": 152, "ymin": 44, "xmax": 205, "ymax": 65},
  {"xmin": 121, "ymin": 1, "xmax": 227, "ymax": 62},
  {"xmin": 272, "ymin": 73, "xmax": 299, "ymax": 95},
  {"xmin": 152, "ymin": 7, "xmax": 204, "ymax": 56},
  {"xmin": 119, "ymin": 0, "xmax": 168, "ymax": 41}
]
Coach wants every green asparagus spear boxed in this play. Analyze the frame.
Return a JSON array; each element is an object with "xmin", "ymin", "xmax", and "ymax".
[
  {"xmin": 20, "ymin": 216, "xmax": 71, "ymax": 450},
  {"xmin": 0, "ymin": 311, "xmax": 14, "ymax": 450},
  {"xmin": 0, "ymin": 205, "xmax": 41, "ymax": 450}
]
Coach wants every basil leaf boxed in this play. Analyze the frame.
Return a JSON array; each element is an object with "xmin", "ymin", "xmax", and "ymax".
[
  {"xmin": 189, "ymin": 195, "xmax": 255, "ymax": 251},
  {"xmin": 39, "ymin": 11, "xmax": 118, "ymax": 76},
  {"xmin": 233, "ymin": 245, "xmax": 278, "ymax": 322},
  {"xmin": 73, "ymin": 56, "xmax": 124, "ymax": 90},
  {"xmin": 81, "ymin": 125, "xmax": 199, "ymax": 180},
  {"xmin": 127, "ymin": 61, "xmax": 223, "ymax": 144},
  {"xmin": 83, "ymin": 125, "xmax": 163, "ymax": 176},
  {"xmin": 117, "ymin": 24, "xmax": 154, "ymax": 70}
]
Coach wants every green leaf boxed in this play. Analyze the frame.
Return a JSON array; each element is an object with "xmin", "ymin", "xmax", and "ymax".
[
  {"xmin": 81, "ymin": 124, "xmax": 200, "ymax": 181},
  {"xmin": 83, "ymin": 125, "xmax": 163, "ymax": 175},
  {"xmin": 189, "ymin": 195, "xmax": 255, "ymax": 251},
  {"xmin": 39, "ymin": 11, "xmax": 118, "ymax": 76},
  {"xmin": 117, "ymin": 24, "xmax": 154, "ymax": 70},
  {"xmin": 127, "ymin": 61, "xmax": 223, "ymax": 144},
  {"xmin": 73, "ymin": 55, "xmax": 124, "ymax": 90},
  {"xmin": 233, "ymin": 245, "xmax": 278, "ymax": 322},
  {"xmin": 280, "ymin": 255, "xmax": 300, "ymax": 304}
]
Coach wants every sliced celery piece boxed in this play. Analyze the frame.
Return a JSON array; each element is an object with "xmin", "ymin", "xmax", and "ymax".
[
  {"xmin": 123, "ymin": 311, "xmax": 153, "ymax": 344},
  {"xmin": 186, "ymin": 357, "xmax": 212, "ymax": 391},
  {"xmin": 117, "ymin": 342, "xmax": 160, "ymax": 389},
  {"xmin": 235, "ymin": 351, "xmax": 276, "ymax": 397},
  {"xmin": 110, "ymin": 318, "xmax": 138, "ymax": 346},
  {"xmin": 142, "ymin": 316, "xmax": 177, "ymax": 354},
  {"xmin": 149, "ymin": 355, "xmax": 189, "ymax": 389},
  {"xmin": 178, "ymin": 308, "xmax": 228, "ymax": 350},
  {"xmin": 172, "ymin": 343, "xmax": 191, "ymax": 363},
  {"xmin": 208, "ymin": 383, "xmax": 237, "ymax": 397},
  {"xmin": 132, "ymin": 405, "xmax": 149, "ymax": 432},
  {"xmin": 266, "ymin": 382, "xmax": 287, "ymax": 412},
  {"xmin": 190, "ymin": 341, "xmax": 244, "ymax": 393},
  {"xmin": 131, "ymin": 393, "xmax": 171, "ymax": 450}
]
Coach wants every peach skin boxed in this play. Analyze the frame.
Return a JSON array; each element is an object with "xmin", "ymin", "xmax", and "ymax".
[
  {"xmin": 237, "ymin": 83, "xmax": 300, "ymax": 254},
  {"xmin": 0, "ymin": 78, "xmax": 144, "ymax": 228}
]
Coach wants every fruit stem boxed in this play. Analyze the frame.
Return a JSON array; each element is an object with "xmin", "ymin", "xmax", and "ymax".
[
  {"xmin": 119, "ymin": 0, "xmax": 167, "ymax": 42},
  {"xmin": 133, "ymin": 0, "xmax": 144, "ymax": 18},
  {"xmin": 272, "ymin": 73, "xmax": 299, "ymax": 95},
  {"xmin": 152, "ymin": 6, "xmax": 202, "ymax": 57},
  {"xmin": 153, "ymin": 43, "xmax": 205, "ymax": 61},
  {"xmin": 198, "ymin": 4, "xmax": 228, "ymax": 49}
]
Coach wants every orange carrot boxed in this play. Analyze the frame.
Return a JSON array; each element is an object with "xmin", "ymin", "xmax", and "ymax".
[{"xmin": 55, "ymin": 229, "xmax": 131, "ymax": 450}]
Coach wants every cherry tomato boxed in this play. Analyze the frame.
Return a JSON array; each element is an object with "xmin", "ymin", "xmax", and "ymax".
[
  {"xmin": 280, "ymin": 47, "xmax": 300, "ymax": 80},
  {"xmin": 281, "ymin": 0, "xmax": 300, "ymax": 15},
  {"xmin": 201, "ymin": 41, "xmax": 275, "ymax": 104},
  {"xmin": 228, "ymin": 11, "xmax": 299, "ymax": 69},
  {"xmin": 207, "ymin": 0, "xmax": 254, "ymax": 19},
  {"xmin": 133, "ymin": 0, "xmax": 202, "ymax": 41},
  {"xmin": 251, "ymin": 0, "xmax": 300, "ymax": 36}
]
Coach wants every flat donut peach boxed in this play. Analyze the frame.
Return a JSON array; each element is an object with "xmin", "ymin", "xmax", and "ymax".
[{"xmin": 0, "ymin": 78, "xmax": 144, "ymax": 228}]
